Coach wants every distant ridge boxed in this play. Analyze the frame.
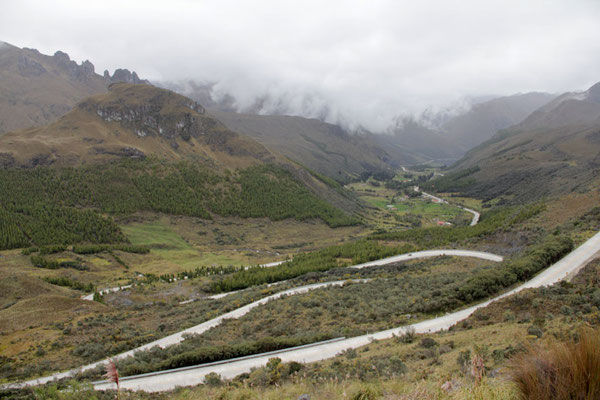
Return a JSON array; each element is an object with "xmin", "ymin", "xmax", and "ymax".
[
  {"xmin": 442, "ymin": 81, "xmax": 600, "ymax": 202},
  {"xmin": 0, "ymin": 41, "xmax": 148, "ymax": 133}
]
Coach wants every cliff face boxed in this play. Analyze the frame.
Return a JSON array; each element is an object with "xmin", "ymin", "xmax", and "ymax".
[{"xmin": 79, "ymin": 83, "xmax": 210, "ymax": 144}]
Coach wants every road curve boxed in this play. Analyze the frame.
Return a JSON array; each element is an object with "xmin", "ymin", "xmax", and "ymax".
[
  {"xmin": 414, "ymin": 187, "xmax": 480, "ymax": 227},
  {"xmin": 4, "ymin": 249, "xmax": 501, "ymax": 390},
  {"xmin": 93, "ymin": 231, "xmax": 600, "ymax": 392},
  {"xmin": 82, "ymin": 260, "xmax": 291, "ymax": 302}
]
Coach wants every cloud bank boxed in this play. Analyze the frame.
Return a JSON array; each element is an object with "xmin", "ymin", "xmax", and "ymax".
[{"xmin": 2, "ymin": 0, "xmax": 600, "ymax": 131}]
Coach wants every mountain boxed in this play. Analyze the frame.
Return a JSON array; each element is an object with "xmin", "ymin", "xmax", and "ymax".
[
  {"xmin": 161, "ymin": 80, "xmax": 469, "ymax": 170},
  {"xmin": 210, "ymin": 110, "xmax": 394, "ymax": 182},
  {"xmin": 370, "ymin": 119, "xmax": 465, "ymax": 166},
  {"xmin": 0, "ymin": 84, "xmax": 359, "ymax": 250},
  {"xmin": 373, "ymin": 93, "xmax": 556, "ymax": 165},
  {"xmin": 440, "ymin": 92, "xmax": 556, "ymax": 150},
  {"xmin": 0, "ymin": 83, "xmax": 274, "ymax": 168},
  {"xmin": 436, "ymin": 82, "xmax": 600, "ymax": 202},
  {"xmin": 515, "ymin": 82, "xmax": 600, "ymax": 130},
  {"xmin": 0, "ymin": 41, "xmax": 147, "ymax": 134}
]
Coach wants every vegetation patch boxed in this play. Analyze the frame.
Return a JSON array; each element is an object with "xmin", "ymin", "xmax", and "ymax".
[
  {"xmin": 0, "ymin": 160, "xmax": 357, "ymax": 251},
  {"xmin": 371, "ymin": 203, "xmax": 545, "ymax": 246},
  {"xmin": 42, "ymin": 276, "xmax": 95, "ymax": 292},
  {"xmin": 209, "ymin": 240, "xmax": 415, "ymax": 292}
]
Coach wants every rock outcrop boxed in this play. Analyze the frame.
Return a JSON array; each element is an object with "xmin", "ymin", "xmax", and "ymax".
[
  {"xmin": 79, "ymin": 84, "xmax": 207, "ymax": 143},
  {"xmin": 104, "ymin": 68, "xmax": 150, "ymax": 85}
]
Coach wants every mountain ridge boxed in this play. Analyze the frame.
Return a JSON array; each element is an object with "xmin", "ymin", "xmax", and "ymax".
[
  {"xmin": 0, "ymin": 41, "xmax": 148, "ymax": 134},
  {"xmin": 439, "ymin": 81, "xmax": 600, "ymax": 202}
]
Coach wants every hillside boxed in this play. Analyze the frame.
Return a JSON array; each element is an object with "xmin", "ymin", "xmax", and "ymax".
[
  {"xmin": 0, "ymin": 83, "xmax": 274, "ymax": 168},
  {"xmin": 0, "ymin": 41, "xmax": 147, "ymax": 134},
  {"xmin": 210, "ymin": 110, "xmax": 394, "ymax": 182},
  {"xmin": 441, "ymin": 92, "xmax": 556, "ymax": 150},
  {"xmin": 371, "ymin": 119, "xmax": 465, "ymax": 166},
  {"xmin": 434, "ymin": 82, "xmax": 600, "ymax": 202},
  {"xmin": 0, "ymin": 84, "xmax": 359, "ymax": 250}
]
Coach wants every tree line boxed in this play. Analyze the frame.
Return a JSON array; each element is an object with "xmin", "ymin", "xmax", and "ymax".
[
  {"xmin": 0, "ymin": 160, "xmax": 357, "ymax": 250},
  {"xmin": 209, "ymin": 240, "xmax": 415, "ymax": 293}
]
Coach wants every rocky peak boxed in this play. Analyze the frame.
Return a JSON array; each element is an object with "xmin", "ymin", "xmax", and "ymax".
[
  {"xmin": 50, "ymin": 50, "xmax": 97, "ymax": 82},
  {"xmin": 104, "ymin": 68, "xmax": 150, "ymax": 85},
  {"xmin": 53, "ymin": 50, "xmax": 71, "ymax": 65},
  {"xmin": 81, "ymin": 60, "xmax": 95, "ymax": 75}
]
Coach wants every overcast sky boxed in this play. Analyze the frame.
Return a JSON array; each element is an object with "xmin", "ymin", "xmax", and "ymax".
[{"xmin": 2, "ymin": 0, "xmax": 600, "ymax": 131}]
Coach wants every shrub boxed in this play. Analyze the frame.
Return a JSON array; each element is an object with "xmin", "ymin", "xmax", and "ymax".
[
  {"xmin": 509, "ymin": 328, "xmax": 600, "ymax": 399},
  {"xmin": 350, "ymin": 384, "xmax": 381, "ymax": 400},
  {"xmin": 398, "ymin": 326, "xmax": 416, "ymax": 344},
  {"xmin": 203, "ymin": 372, "xmax": 223, "ymax": 387},
  {"xmin": 420, "ymin": 338, "xmax": 438, "ymax": 348},
  {"xmin": 527, "ymin": 325, "xmax": 543, "ymax": 338}
]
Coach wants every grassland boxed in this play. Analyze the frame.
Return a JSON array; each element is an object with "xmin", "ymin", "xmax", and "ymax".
[
  {"xmin": 346, "ymin": 180, "xmax": 472, "ymax": 229},
  {"xmin": 18, "ymin": 257, "xmax": 600, "ymax": 399},
  {"xmin": 0, "ymin": 213, "xmax": 369, "ymax": 382},
  {"xmin": 119, "ymin": 213, "xmax": 367, "ymax": 275},
  {"xmin": 2, "ymin": 164, "xmax": 599, "ymax": 396}
]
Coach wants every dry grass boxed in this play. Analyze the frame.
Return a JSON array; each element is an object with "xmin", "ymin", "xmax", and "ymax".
[{"xmin": 509, "ymin": 328, "xmax": 600, "ymax": 400}]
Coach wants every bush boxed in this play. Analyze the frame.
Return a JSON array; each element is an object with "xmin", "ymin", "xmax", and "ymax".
[
  {"xmin": 350, "ymin": 384, "xmax": 381, "ymax": 400},
  {"xmin": 509, "ymin": 328, "xmax": 600, "ymax": 399},
  {"xmin": 420, "ymin": 338, "xmax": 438, "ymax": 348},
  {"xmin": 43, "ymin": 277, "xmax": 94, "ymax": 292},
  {"xmin": 209, "ymin": 240, "xmax": 415, "ymax": 292},
  {"xmin": 527, "ymin": 325, "xmax": 543, "ymax": 338},
  {"xmin": 203, "ymin": 372, "xmax": 223, "ymax": 387},
  {"xmin": 456, "ymin": 235, "xmax": 573, "ymax": 303},
  {"xmin": 398, "ymin": 327, "xmax": 416, "ymax": 344}
]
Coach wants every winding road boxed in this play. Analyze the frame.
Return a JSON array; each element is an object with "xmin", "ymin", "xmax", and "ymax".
[
  {"xmin": 5, "ymin": 182, "xmax": 598, "ymax": 392},
  {"xmin": 5, "ymin": 250, "xmax": 503, "ymax": 390},
  {"xmin": 90, "ymin": 230, "xmax": 600, "ymax": 392},
  {"xmin": 414, "ymin": 187, "xmax": 480, "ymax": 226},
  {"xmin": 82, "ymin": 260, "xmax": 290, "ymax": 302}
]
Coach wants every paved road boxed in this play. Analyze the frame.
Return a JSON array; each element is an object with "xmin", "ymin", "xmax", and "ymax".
[
  {"xmin": 81, "ymin": 285, "xmax": 132, "ymax": 301},
  {"xmin": 414, "ymin": 187, "xmax": 480, "ymax": 226},
  {"xmin": 460, "ymin": 206, "xmax": 480, "ymax": 226},
  {"xmin": 5, "ymin": 249, "xmax": 501, "ymax": 390},
  {"xmin": 82, "ymin": 260, "xmax": 290, "ymax": 302},
  {"xmin": 91, "ymin": 231, "xmax": 600, "ymax": 392}
]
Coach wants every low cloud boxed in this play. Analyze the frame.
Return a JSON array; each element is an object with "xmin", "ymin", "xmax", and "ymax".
[{"xmin": 2, "ymin": 0, "xmax": 600, "ymax": 131}]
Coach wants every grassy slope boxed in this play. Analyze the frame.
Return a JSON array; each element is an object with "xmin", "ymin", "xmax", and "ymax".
[
  {"xmin": 0, "ymin": 83, "xmax": 274, "ymax": 168},
  {"xmin": 210, "ymin": 110, "xmax": 393, "ymax": 182},
  {"xmin": 443, "ymin": 124, "xmax": 600, "ymax": 203},
  {"xmin": 442, "ymin": 86, "xmax": 600, "ymax": 203}
]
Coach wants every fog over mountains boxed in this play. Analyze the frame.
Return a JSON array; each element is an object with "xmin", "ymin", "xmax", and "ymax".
[{"xmin": 2, "ymin": 0, "xmax": 600, "ymax": 132}]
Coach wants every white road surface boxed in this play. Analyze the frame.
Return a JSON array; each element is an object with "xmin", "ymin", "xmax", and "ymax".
[
  {"xmin": 91, "ymin": 231, "xmax": 600, "ymax": 392},
  {"xmin": 414, "ymin": 186, "xmax": 480, "ymax": 226},
  {"xmin": 5, "ymin": 249, "xmax": 502, "ymax": 390},
  {"xmin": 82, "ymin": 260, "xmax": 290, "ymax": 302}
]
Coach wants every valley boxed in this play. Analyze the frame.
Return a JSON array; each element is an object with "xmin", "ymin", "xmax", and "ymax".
[{"xmin": 1, "ymin": 25, "xmax": 600, "ymax": 399}]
